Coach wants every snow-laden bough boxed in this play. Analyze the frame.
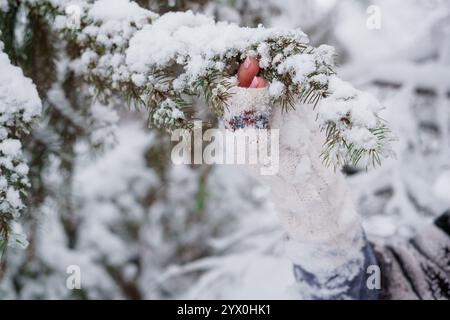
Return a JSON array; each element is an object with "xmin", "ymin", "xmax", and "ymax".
[{"xmin": 53, "ymin": 0, "xmax": 393, "ymax": 169}]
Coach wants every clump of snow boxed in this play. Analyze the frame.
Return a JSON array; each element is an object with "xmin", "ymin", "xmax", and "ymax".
[
  {"xmin": 278, "ymin": 54, "xmax": 316, "ymax": 83},
  {"xmin": 318, "ymin": 76, "xmax": 392, "ymax": 166},
  {"xmin": 6, "ymin": 188, "xmax": 23, "ymax": 211},
  {"xmin": 84, "ymin": 0, "xmax": 157, "ymax": 47},
  {"xmin": 0, "ymin": 139, "xmax": 22, "ymax": 158},
  {"xmin": 320, "ymin": 76, "xmax": 383, "ymax": 128},
  {"xmin": 131, "ymin": 73, "xmax": 146, "ymax": 87},
  {"xmin": 268, "ymin": 80, "xmax": 285, "ymax": 98},
  {"xmin": 0, "ymin": 48, "xmax": 41, "ymax": 123},
  {"xmin": 88, "ymin": 0, "xmax": 157, "ymax": 23}
]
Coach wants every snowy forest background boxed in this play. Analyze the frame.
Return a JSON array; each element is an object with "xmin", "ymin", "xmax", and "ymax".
[{"xmin": 1, "ymin": 0, "xmax": 450, "ymax": 299}]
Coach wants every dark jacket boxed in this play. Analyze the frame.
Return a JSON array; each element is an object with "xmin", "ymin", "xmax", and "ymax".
[{"xmin": 293, "ymin": 211, "xmax": 450, "ymax": 300}]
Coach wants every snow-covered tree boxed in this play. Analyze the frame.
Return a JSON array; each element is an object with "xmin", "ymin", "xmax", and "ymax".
[
  {"xmin": 0, "ymin": 38, "xmax": 41, "ymax": 263},
  {"xmin": 0, "ymin": 0, "xmax": 271, "ymax": 299}
]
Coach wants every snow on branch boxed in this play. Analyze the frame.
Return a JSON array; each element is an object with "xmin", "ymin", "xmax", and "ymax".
[
  {"xmin": 54, "ymin": 0, "xmax": 393, "ymax": 168},
  {"xmin": 0, "ymin": 40, "xmax": 42, "ymax": 251}
]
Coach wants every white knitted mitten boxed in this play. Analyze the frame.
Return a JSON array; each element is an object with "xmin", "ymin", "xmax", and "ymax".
[{"xmin": 223, "ymin": 87, "xmax": 365, "ymax": 276}]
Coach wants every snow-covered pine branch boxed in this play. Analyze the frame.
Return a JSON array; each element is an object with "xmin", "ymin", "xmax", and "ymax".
[
  {"xmin": 0, "ymin": 40, "xmax": 41, "ymax": 252},
  {"xmin": 39, "ymin": 0, "xmax": 393, "ymax": 169}
]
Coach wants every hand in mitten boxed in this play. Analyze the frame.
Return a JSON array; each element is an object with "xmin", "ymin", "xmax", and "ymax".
[{"xmin": 222, "ymin": 57, "xmax": 377, "ymax": 299}]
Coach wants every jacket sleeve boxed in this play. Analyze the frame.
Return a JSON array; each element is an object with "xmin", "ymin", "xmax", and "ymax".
[
  {"xmin": 373, "ymin": 211, "xmax": 450, "ymax": 300},
  {"xmin": 292, "ymin": 233, "xmax": 380, "ymax": 300}
]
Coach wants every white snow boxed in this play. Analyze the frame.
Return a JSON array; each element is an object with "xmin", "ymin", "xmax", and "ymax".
[
  {"xmin": 6, "ymin": 188, "xmax": 23, "ymax": 210},
  {"xmin": 268, "ymin": 80, "xmax": 285, "ymax": 98},
  {"xmin": 2, "ymin": 0, "xmax": 448, "ymax": 301},
  {"xmin": 317, "ymin": 76, "xmax": 390, "ymax": 164},
  {"xmin": 88, "ymin": 0, "xmax": 157, "ymax": 23},
  {"xmin": 0, "ymin": 139, "xmax": 22, "ymax": 157},
  {"xmin": 0, "ymin": 46, "xmax": 42, "ymax": 122}
]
